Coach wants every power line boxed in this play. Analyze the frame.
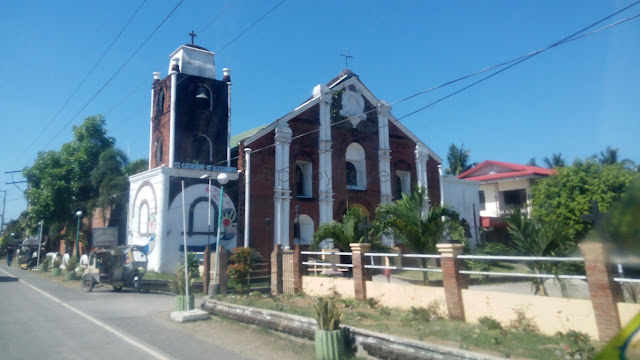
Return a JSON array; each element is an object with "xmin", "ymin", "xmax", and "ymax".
[
  {"xmin": 26, "ymin": 0, "xmax": 147, "ymax": 154},
  {"xmin": 217, "ymin": 0, "xmax": 288, "ymax": 53},
  {"xmin": 198, "ymin": 0, "xmax": 237, "ymax": 35},
  {"xmin": 41, "ymin": 0, "xmax": 186, "ymax": 151}
]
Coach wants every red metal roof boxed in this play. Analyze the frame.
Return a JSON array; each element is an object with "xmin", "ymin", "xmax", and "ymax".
[{"xmin": 457, "ymin": 160, "xmax": 556, "ymax": 182}]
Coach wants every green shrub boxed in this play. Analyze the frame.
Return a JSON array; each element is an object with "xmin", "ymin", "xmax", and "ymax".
[
  {"xmin": 366, "ymin": 297, "xmax": 381, "ymax": 308},
  {"xmin": 478, "ymin": 316, "xmax": 503, "ymax": 331},
  {"xmin": 508, "ymin": 308, "xmax": 539, "ymax": 333},
  {"xmin": 67, "ymin": 256, "xmax": 77, "ymax": 274},
  {"xmin": 314, "ymin": 296, "xmax": 343, "ymax": 331},
  {"xmin": 53, "ymin": 256, "xmax": 62, "ymax": 268},
  {"xmin": 227, "ymin": 247, "xmax": 258, "ymax": 294},
  {"xmin": 557, "ymin": 330, "xmax": 595, "ymax": 359},
  {"xmin": 378, "ymin": 306, "xmax": 391, "ymax": 317},
  {"xmin": 175, "ymin": 252, "xmax": 199, "ymax": 295}
]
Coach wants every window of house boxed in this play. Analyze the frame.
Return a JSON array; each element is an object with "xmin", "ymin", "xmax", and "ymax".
[
  {"xmin": 479, "ymin": 190, "xmax": 486, "ymax": 211},
  {"xmin": 503, "ymin": 189, "xmax": 527, "ymax": 208},
  {"xmin": 155, "ymin": 137, "xmax": 163, "ymax": 163},
  {"xmin": 296, "ymin": 161, "xmax": 312, "ymax": 198},
  {"xmin": 345, "ymin": 142, "xmax": 366, "ymax": 190}
]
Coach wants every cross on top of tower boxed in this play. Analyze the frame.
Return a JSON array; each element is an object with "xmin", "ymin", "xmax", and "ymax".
[
  {"xmin": 188, "ymin": 30, "xmax": 197, "ymax": 45},
  {"xmin": 340, "ymin": 49, "xmax": 354, "ymax": 68}
]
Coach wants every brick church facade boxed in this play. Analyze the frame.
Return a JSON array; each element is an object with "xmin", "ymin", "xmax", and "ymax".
[{"xmin": 233, "ymin": 69, "xmax": 442, "ymax": 259}]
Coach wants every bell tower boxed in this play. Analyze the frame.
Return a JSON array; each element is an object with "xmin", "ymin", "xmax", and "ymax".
[{"xmin": 148, "ymin": 44, "xmax": 231, "ymax": 169}]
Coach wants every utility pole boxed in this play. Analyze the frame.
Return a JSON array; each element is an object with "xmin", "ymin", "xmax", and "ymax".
[{"xmin": 0, "ymin": 190, "xmax": 6, "ymax": 234}]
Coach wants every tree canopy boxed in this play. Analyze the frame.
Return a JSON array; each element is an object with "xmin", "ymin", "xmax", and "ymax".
[
  {"xmin": 531, "ymin": 160, "xmax": 637, "ymax": 242},
  {"xmin": 445, "ymin": 143, "xmax": 477, "ymax": 176},
  {"xmin": 22, "ymin": 115, "xmax": 146, "ymax": 248}
]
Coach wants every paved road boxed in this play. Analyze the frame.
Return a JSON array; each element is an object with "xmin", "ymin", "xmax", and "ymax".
[{"xmin": 0, "ymin": 264, "xmax": 314, "ymax": 360}]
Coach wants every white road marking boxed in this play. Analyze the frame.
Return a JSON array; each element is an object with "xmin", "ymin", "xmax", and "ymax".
[{"xmin": 0, "ymin": 268, "xmax": 171, "ymax": 360}]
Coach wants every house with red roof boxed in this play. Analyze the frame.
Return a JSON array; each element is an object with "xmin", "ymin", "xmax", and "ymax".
[{"xmin": 456, "ymin": 161, "xmax": 555, "ymax": 239}]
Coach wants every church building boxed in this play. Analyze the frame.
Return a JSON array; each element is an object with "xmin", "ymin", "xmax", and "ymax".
[
  {"xmin": 127, "ymin": 42, "xmax": 443, "ymax": 272},
  {"xmin": 234, "ymin": 69, "xmax": 443, "ymax": 259}
]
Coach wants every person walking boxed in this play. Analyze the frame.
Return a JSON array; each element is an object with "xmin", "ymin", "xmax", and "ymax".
[{"xmin": 6, "ymin": 244, "xmax": 14, "ymax": 267}]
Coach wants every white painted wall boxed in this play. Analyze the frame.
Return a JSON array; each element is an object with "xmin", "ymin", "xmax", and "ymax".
[
  {"xmin": 442, "ymin": 177, "xmax": 480, "ymax": 246},
  {"xmin": 479, "ymin": 178, "xmax": 532, "ymax": 218}
]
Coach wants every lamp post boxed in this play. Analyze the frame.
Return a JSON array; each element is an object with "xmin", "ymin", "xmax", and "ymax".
[
  {"xmin": 74, "ymin": 210, "xmax": 83, "ymax": 259},
  {"xmin": 200, "ymin": 173, "xmax": 214, "ymax": 295},
  {"xmin": 210, "ymin": 172, "xmax": 229, "ymax": 295}
]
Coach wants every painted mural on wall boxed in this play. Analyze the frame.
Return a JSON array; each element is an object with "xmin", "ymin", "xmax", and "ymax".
[{"xmin": 129, "ymin": 181, "xmax": 158, "ymax": 257}]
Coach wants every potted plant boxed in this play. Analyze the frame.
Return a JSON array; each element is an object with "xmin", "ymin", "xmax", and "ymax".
[
  {"xmin": 174, "ymin": 253, "xmax": 198, "ymax": 311},
  {"xmin": 64, "ymin": 256, "xmax": 77, "ymax": 281},
  {"xmin": 51, "ymin": 256, "xmax": 62, "ymax": 277},
  {"xmin": 39, "ymin": 255, "xmax": 51, "ymax": 272},
  {"xmin": 314, "ymin": 296, "xmax": 345, "ymax": 360}
]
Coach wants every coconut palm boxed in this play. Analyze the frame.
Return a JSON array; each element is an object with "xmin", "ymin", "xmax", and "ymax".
[
  {"xmin": 503, "ymin": 208, "xmax": 577, "ymax": 297},
  {"xmin": 374, "ymin": 186, "xmax": 458, "ymax": 284},
  {"xmin": 445, "ymin": 143, "xmax": 477, "ymax": 176},
  {"xmin": 543, "ymin": 153, "xmax": 566, "ymax": 168},
  {"xmin": 311, "ymin": 207, "xmax": 386, "ymax": 252},
  {"xmin": 596, "ymin": 146, "xmax": 635, "ymax": 169}
]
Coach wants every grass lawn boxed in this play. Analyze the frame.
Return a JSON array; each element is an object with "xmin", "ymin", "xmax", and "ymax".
[{"xmin": 211, "ymin": 292, "xmax": 604, "ymax": 360}]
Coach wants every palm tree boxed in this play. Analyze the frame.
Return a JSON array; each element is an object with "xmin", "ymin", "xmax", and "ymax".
[
  {"xmin": 374, "ymin": 186, "xmax": 458, "ymax": 284},
  {"xmin": 311, "ymin": 207, "xmax": 386, "ymax": 252},
  {"xmin": 596, "ymin": 146, "xmax": 635, "ymax": 169},
  {"xmin": 543, "ymin": 153, "xmax": 566, "ymax": 168},
  {"xmin": 527, "ymin": 157, "xmax": 538, "ymax": 167},
  {"xmin": 503, "ymin": 208, "xmax": 576, "ymax": 297},
  {"xmin": 445, "ymin": 143, "xmax": 477, "ymax": 176}
]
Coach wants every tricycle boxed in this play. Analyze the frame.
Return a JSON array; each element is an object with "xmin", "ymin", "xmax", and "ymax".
[{"xmin": 81, "ymin": 245, "xmax": 147, "ymax": 292}]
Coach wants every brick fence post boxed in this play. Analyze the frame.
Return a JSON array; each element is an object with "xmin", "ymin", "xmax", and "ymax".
[
  {"xmin": 271, "ymin": 245, "xmax": 283, "ymax": 295},
  {"xmin": 580, "ymin": 240, "xmax": 623, "ymax": 342},
  {"xmin": 218, "ymin": 246, "xmax": 228, "ymax": 294},
  {"xmin": 293, "ymin": 245, "xmax": 304, "ymax": 294},
  {"xmin": 437, "ymin": 242, "xmax": 467, "ymax": 321},
  {"xmin": 350, "ymin": 243, "xmax": 371, "ymax": 301}
]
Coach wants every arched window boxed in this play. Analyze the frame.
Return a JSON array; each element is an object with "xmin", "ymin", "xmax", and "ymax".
[
  {"xmin": 155, "ymin": 137, "xmax": 163, "ymax": 163},
  {"xmin": 296, "ymin": 161, "xmax": 312, "ymax": 198},
  {"xmin": 296, "ymin": 165, "xmax": 304, "ymax": 195},
  {"xmin": 139, "ymin": 201, "xmax": 150, "ymax": 235},
  {"xmin": 294, "ymin": 215, "xmax": 314, "ymax": 245},
  {"xmin": 395, "ymin": 174, "xmax": 403, "ymax": 200},
  {"xmin": 194, "ymin": 84, "xmax": 213, "ymax": 111},
  {"xmin": 157, "ymin": 88, "xmax": 165, "ymax": 115},
  {"xmin": 345, "ymin": 142, "xmax": 366, "ymax": 189},
  {"xmin": 186, "ymin": 197, "xmax": 217, "ymax": 236}
]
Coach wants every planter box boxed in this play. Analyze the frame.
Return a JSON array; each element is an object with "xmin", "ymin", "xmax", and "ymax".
[
  {"xmin": 51, "ymin": 268, "xmax": 61, "ymax": 277},
  {"xmin": 64, "ymin": 271, "xmax": 76, "ymax": 282},
  {"xmin": 315, "ymin": 329, "xmax": 345, "ymax": 360},
  {"xmin": 38, "ymin": 264, "xmax": 48, "ymax": 272},
  {"xmin": 175, "ymin": 295, "xmax": 195, "ymax": 311}
]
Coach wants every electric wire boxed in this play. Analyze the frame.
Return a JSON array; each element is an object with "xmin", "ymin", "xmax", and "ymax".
[
  {"xmin": 26, "ymin": 0, "xmax": 148, "ymax": 154},
  {"xmin": 41, "ymin": 0, "xmax": 186, "ymax": 150},
  {"xmin": 217, "ymin": 0, "xmax": 288, "ymax": 53}
]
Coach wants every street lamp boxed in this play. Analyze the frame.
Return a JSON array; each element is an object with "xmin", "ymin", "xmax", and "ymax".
[
  {"xmin": 210, "ymin": 172, "xmax": 229, "ymax": 295},
  {"xmin": 74, "ymin": 210, "xmax": 83, "ymax": 259},
  {"xmin": 200, "ymin": 173, "xmax": 214, "ymax": 295}
]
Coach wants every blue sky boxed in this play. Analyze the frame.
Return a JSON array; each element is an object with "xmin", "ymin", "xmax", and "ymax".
[{"xmin": 1, "ymin": 0, "xmax": 639, "ymax": 223}]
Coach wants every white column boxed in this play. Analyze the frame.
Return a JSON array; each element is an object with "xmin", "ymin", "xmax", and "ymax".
[
  {"xmin": 377, "ymin": 101, "xmax": 392, "ymax": 204},
  {"xmin": 438, "ymin": 165, "xmax": 444, "ymax": 206},
  {"xmin": 244, "ymin": 148, "xmax": 252, "ymax": 248},
  {"xmin": 415, "ymin": 143, "xmax": 430, "ymax": 212},
  {"xmin": 149, "ymin": 72, "xmax": 160, "ymax": 170},
  {"xmin": 169, "ymin": 58, "xmax": 179, "ymax": 168},
  {"xmin": 273, "ymin": 122, "xmax": 292, "ymax": 248},
  {"xmin": 315, "ymin": 84, "xmax": 334, "ymax": 225}
]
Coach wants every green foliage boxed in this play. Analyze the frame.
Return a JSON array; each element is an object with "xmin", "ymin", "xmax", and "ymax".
[
  {"xmin": 227, "ymin": 247, "xmax": 258, "ymax": 294},
  {"xmin": 175, "ymin": 252, "xmax": 199, "ymax": 295},
  {"xmin": 53, "ymin": 256, "xmax": 62, "ymax": 268},
  {"xmin": 66, "ymin": 256, "xmax": 77, "ymax": 274},
  {"xmin": 366, "ymin": 297, "xmax": 380, "ymax": 309},
  {"xmin": 445, "ymin": 143, "xmax": 477, "ymax": 176},
  {"xmin": 329, "ymin": 89, "xmax": 346, "ymax": 124},
  {"xmin": 508, "ymin": 308, "xmax": 539, "ymax": 333},
  {"xmin": 532, "ymin": 160, "xmax": 636, "ymax": 241},
  {"xmin": 478, "ymin": 316, "xmax": 503, "ymax": 331},
  {"xmin": 374, "ymin": 186, "xmax": 460, "ymax": 284},
  {"xmin": 312, "ymin": 207, "xmax": 388, "ymax": 252},
  {"xmin": 557, "ymin": 330, "xmax": 596, "ymax": 359},
  {"xmin": 504, "ymin": 208, "xmax": 578, "ymax": 297},
  {"xmin": 314, "ymin": 296, "xmax": 343, "ymax": 331},
  {"xmin": 543, "ymin": 153, "xmax": 566, "ymax": 168},
  {"xmin": 601, "ymin": 177, "xmax": 640, "ymax": 254}
]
